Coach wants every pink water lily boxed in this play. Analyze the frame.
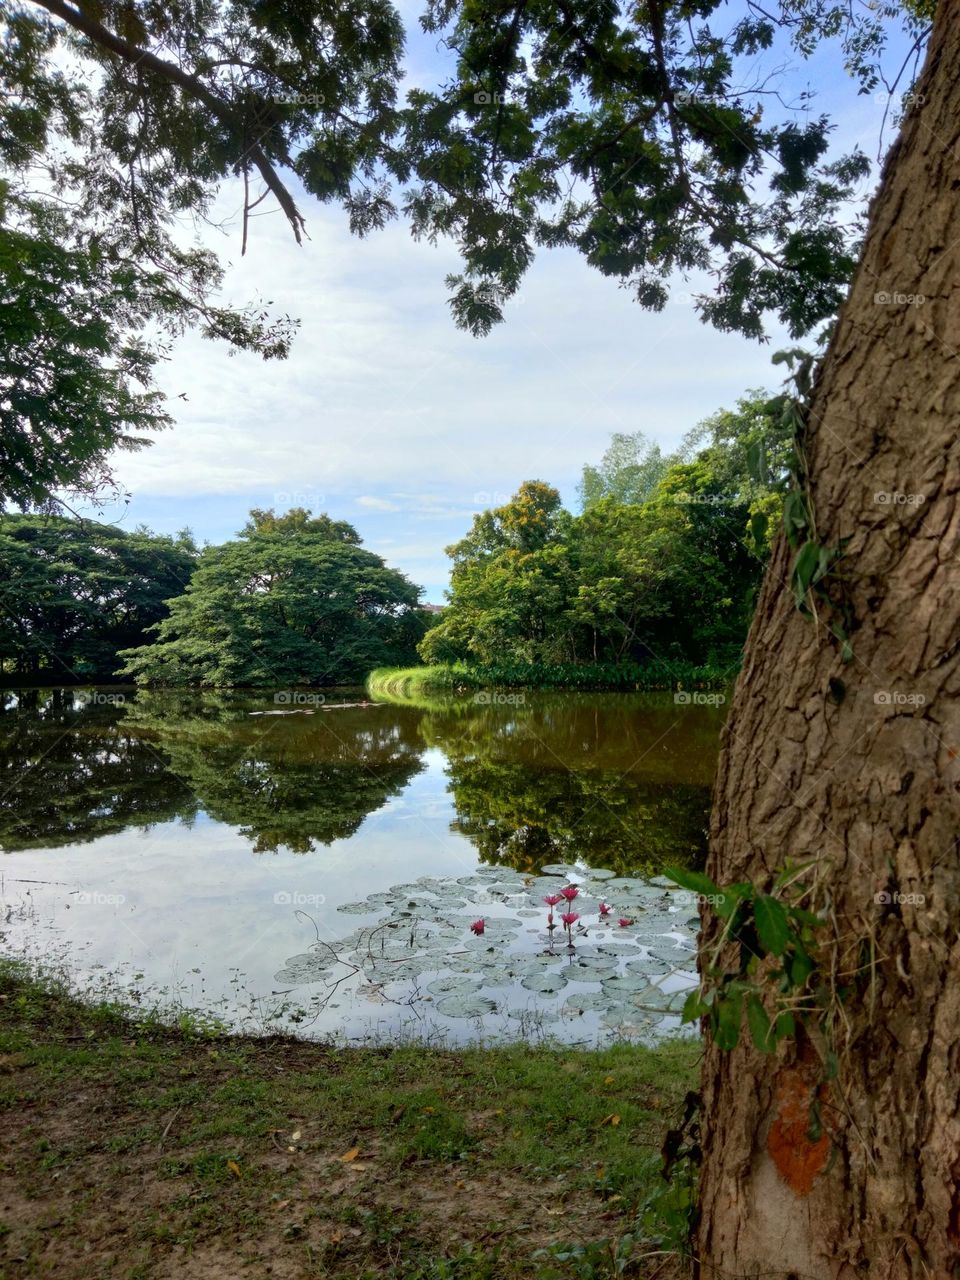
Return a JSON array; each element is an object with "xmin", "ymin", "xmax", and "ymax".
[
  {"xmin": 470, "ymin": 918, "xmax": 485, "ymax": 935},
  {"xmin": 560, "ymin": 885, "xmax": 580, "ymax": 901},
  {"xmin": 618, "ymin": 917, "xmax": 633, "ymax": 928},
  {"xmin": 560, "ymin": 909, "xmax": 580, "ymax": 951},
  {"xmin": 543, "ymin": 894, "xmax": 563, "ymax": 907},
  {"xmin": 598, "ymin": 902, "xmax": 612, "ymax": 917}
]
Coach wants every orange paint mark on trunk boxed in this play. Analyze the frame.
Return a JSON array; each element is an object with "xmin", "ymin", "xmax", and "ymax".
[{"xmin": 767, "ymin": 1062, "xmax": 832, "ymax": 1197}]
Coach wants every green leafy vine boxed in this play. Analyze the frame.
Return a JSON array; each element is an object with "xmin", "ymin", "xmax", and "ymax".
[
  {"xmin": 666, "ymin": 864, "xmax": 840, "ymax": 1068},
  {"xmin": 768, "ymin": 347, "xmax": 856, "ymax": 662}
]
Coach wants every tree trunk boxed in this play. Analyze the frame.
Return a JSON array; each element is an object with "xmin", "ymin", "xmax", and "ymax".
[{"xmin": 696, "ymin": 5, "xmax": 960, "ymax": 1276}]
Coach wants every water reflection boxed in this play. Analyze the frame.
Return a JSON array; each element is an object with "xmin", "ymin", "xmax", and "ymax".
[{"xmin": 0, "ymin": 687, "xmax": 721, "ymax": 873}]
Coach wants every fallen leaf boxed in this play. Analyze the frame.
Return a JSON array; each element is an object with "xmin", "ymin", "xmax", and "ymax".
[
  {"xmin": 337, "ymin": 1147, "xmax": 360, "ymax": 1162},
  {"xmin": 290, "ymin": 1129, "xmax": 301, "ymax": 1142},
  {"xmin": 274, "ymin": 1200, "xmax": 291, "ymax": 1211},
  {"xmin": 227, "ymin": 1159, "xmax": 241, "ymax": 1178},
  {"xmin": 604, "ymin": 1075, "xmax": 615, "ymax": 1084},
  {"xmin": 600, "ymin": 1113, "xmax": 621, "ymax": 1127}
]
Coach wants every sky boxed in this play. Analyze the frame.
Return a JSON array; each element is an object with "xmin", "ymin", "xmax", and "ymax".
[{"xmin": 89, "ymin": 3, "xmax": 918, "ymax": 602}]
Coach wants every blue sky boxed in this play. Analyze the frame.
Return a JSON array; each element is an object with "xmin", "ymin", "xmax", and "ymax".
[{"xmin": 93, "ymin": 2, "xmax": 917, "ymax": 603}]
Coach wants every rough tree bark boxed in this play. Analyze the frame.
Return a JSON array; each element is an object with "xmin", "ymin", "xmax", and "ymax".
[{"xmin": 696, "ymin": 3, "xmax": 960, "ymax": 1276}]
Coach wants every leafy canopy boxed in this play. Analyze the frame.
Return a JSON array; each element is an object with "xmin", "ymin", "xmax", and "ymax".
[
  {"xmin": 422, "ymin": 393, "xmax": 788, "ymax": 668},
  {"xmin": 119, "ymin": 508, "xmax": 425, "ymax": 686},
  {"xmin": 393, "ymin": 0, "xmax": 928, "ymax": 338},
  {"xmin": 0, "ymin": 514, "xmax": 197, "ymax": 678},
  {"xmin": 0, "ymin": 0, "xmax": 404, "ymax": 506}
]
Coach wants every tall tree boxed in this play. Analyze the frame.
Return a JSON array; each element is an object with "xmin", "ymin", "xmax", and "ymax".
[
  {"xmin": 579, "ymin": 432, "xmax": 674, "ymax": 510},
  {"xmin": 120, "ymin": 509, "xmax": 425, "ymax": 686},
  {"xmin": 693, "ymin": 3, "xmax": 960, "ymax": 1271}
]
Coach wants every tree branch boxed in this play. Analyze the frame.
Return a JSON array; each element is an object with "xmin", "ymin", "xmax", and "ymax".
[{"xmin": 30, "ymin": 0, "xmax": 307, "ymax": 244}]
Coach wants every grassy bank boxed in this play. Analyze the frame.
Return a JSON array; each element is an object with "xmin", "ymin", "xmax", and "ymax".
[
  {"xmin": 0, "ymin": 963, "xmax": 699, "ymax": 1279},
  {"xmin": 368, "ymin": 660, "xmax": 733, "ymax": 699}
]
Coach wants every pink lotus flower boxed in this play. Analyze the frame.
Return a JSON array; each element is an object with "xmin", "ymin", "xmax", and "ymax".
[
  {"xmin": 598, "ymin": 902, "xmax": 611, "ymax": 917},
  {"xmin": 543, "ymin": 894, "xmax": 563, "ymax": 907},
  {"xmin": 470, "ymin": 918, "xmax": 485, "ymax": 935},
  {"xmin": 560, "ymin": 911, "xmax": 580, "ymax": 926},
  {"xmin": 560, "ymin": 885, "xmax": 579, "ymax": 901},
  {"xmin": 618, "ymin": 917, "xmax": 633, "ymax": 928}
]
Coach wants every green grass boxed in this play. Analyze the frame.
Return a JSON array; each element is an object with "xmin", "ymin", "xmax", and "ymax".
[
  {"xmin": 368, "ymin": 660, "xmax": 733, "ymax": 699},
  {"xmin": 0, "ymin": 960, "xmax": 699, "ymax": 1279}
]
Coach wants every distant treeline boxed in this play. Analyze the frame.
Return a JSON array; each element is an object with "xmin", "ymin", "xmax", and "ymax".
[
  {"xmin": 0, "ymin": 392, "xmax": 789, "ymax": 688},
  {"xmin": 0, "ymin": 509, "xmax": 427, "ymax": 685}
]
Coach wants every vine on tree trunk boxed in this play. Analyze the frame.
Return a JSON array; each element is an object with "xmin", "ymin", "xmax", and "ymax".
[
  {"xmin": 667, "ymin": 863, "xmax": 842, "ymax": 1080},
  {"xmin": 768, "ymin": 347, "xmax": 856, "ymax": 663}
]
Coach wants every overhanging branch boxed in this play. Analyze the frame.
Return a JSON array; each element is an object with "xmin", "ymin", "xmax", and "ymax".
[{"xmin": 31, "ymin": 0, "xmax": 307, "ymax": 244}]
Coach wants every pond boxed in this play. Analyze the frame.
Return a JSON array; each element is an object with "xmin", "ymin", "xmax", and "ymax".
[{"xmin": 0, "ymin": 686, "xmax": 725, "ymax": 1045}]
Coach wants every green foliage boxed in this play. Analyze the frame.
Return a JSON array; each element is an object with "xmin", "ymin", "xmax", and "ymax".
[
  {"xmin": 373, "ymin": 660, "xmax": 731, "ymax": 692},
  {"xmin": 119, "ymin": 508, "xmax": 425, "ymax": 686},
  {"xmin": 0, "ymin": 514, "xmax": 197, "ymax": 679},
  {"xmin": 0, "ymin": 0, "xmax": 403, "ymax": 505},
  {"xmin": 421, "ymin": 398, "xmax": 787, "ymax": 671},
  {"xmin": 389, "ymin": 0, "xmax": 925, "ymax": 340},
  {"xmin": 579, "ymin": 433, "xmax": 673, "ymax": 510},
  {"xmin": 668, "ymin": 865, "xmax": 831, "ymax": 1056},
  {"xmin": 772, "ymin": 348, "xmax": 856, "ymax": 659}
]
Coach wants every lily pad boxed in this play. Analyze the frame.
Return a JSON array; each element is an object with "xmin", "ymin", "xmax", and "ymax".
[
  {"xmin": 427, "ymin": 974, "xmax": 482, "ymax": 996},
  {"xmin": 435, "ymin": 993, "xmax": 498, "ymax": 1019},
  {"xmin": 602, "ymin": 973, "xmax": 651, "ymax": 997},
  {"xmin": 520, "ymin": 972, "xmax": 567, "ymax": 996},
  {"xmin": 562, "ymin": 991, "xmax": 611, "ymax": 1015},
  {"xmin": 507, "ymin": 1006, "xmax": 559, "ymax": 1024}
]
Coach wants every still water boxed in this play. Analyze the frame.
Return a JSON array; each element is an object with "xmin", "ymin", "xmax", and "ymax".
[{"xmin": 0, "ymin": 687, "xmax": 724, "ymax": 1045}]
